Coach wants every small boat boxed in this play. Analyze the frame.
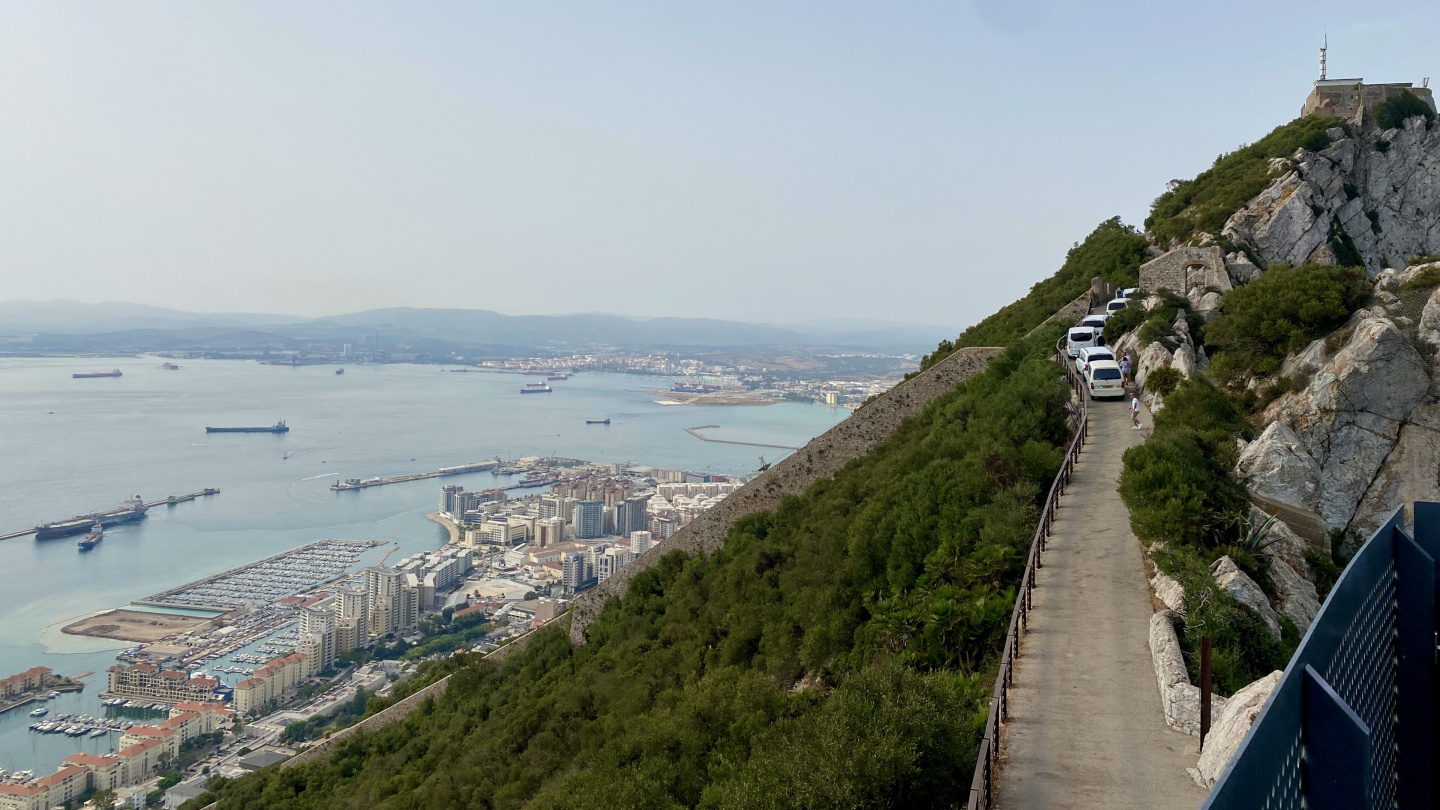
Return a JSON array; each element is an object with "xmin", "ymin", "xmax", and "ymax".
[
  {"xmin": 29, "ymin": 706, "xmax": 46, "ymax": 718},
  {"xmin": 160, "ymin": 362, "xmax": 180, "ymax": 370},
  {"xmin": 586, "ymin": 418, "xmax": 611, "ymax": 425},
  {"xmin": 335, "ymin": 368, "xmax": 344, "ymax": 375},
  {"xmin": 77, "ymin": 523, "xmax": 103, "ymax": 551},
  {"xmin": 521, "ymin": 384, "xmax": 552, "ymax": 394},
  {"xmin": 89, "ymin": 728, "xmax": 107, "ymax": 737}
]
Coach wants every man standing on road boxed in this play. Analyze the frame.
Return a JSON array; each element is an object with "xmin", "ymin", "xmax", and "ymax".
[{"xmin": 1131, "ymin": 395, "xmax": 1141, "ymax": 429}]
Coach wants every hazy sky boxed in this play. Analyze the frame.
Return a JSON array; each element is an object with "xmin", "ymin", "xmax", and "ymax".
[{"xmin": 2, "ymin": 2, "xmax": 1437, "ymax": 329}]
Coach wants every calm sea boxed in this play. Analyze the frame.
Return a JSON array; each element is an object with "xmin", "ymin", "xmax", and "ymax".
[{"xmin": 0, "ymin": 357, "xmax": 848, "ymax": 773}]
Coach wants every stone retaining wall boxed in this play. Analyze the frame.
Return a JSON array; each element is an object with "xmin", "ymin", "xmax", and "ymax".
[{"xmin": 567, "ymin": 345, "xmax": 1003, "ymax": 643}]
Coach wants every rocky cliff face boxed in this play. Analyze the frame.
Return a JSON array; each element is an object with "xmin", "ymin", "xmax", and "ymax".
[
  {"xmin": 1224, "ymin": 117, "xmax": 1440, "ymax": 274},
  {"xmin": 1234, "ymin": 285, "xmax": 1440, "ymax": 536}
]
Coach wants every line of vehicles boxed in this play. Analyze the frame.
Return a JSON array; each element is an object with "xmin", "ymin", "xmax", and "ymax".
[{"xmin": 1065, "ymin": 287, "xmax": 1138, "ymax": 401}]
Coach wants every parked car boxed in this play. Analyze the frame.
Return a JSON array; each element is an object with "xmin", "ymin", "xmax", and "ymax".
[
  {"xmin": 1066, "ymin": 327, "xmax": 1099, "ymax": 358},
  {"xmin": 1085, "ymin": 359, "xmax": 1125, "ymax": 399},
  {"xmin": 1074, "ymin": 347, "xmax": 1115, "ymax": 375},
  {"xmin": 1105, "ymin": 298, "xmax": 1129, "ymax": 315}
]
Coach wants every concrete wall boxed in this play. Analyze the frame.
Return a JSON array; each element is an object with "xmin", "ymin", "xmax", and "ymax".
[{"xmin": 567, "ymin": 345, "xmax": 1004, "ymax": 643}]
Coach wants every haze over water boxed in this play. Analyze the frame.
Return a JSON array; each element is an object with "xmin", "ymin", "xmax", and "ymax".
[{"xmin": 0, "ymin": 357, "xmax": 847, "ymax": 773}]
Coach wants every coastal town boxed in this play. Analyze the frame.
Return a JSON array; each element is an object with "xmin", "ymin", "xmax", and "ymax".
[{"xmin": 0, "ymin": 458, "xmax": 746, "ymax": 809}]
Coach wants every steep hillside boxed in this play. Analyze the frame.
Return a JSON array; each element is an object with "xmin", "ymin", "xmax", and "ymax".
[
  {"xmin": 186, "ymin": 328, "xmax": 1073, "ymax": 810},
  {"xmin": 917, "ymin": 217, "xmax": 1148, "ymax": 371}
]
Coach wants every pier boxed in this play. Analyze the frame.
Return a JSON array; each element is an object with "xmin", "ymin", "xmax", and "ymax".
[
  {"xmin": 330, "ymin": 460, "xmax": 500, "ymax": 490},
  {"xmin": 684, "ymin": 425, "xmax": 799, "ymax": 450},
  {"xmin": 0, "ymin": 488, "xmax": 221, "ymax": 542}
]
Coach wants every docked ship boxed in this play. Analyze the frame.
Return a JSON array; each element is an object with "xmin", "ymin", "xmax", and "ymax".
[
  {"xmin": 205, "ymin": 420, "xmax": 288, "ymax": 433},
  {"xmin": 77, "ymin": 524, "xmax": 103, "ymax": 551},
  {"xmin": 72, "ymin": 369, "xmax": 122, "ymax": 379},
  {"xmin": 35, "ymin": 497, "xmax": 147, "ymax": 539},
  {"xmin": 548, "ymin": 375, "xmax": 569, "ymax": 381},
  {"xmin": 521, "ymin": 384, "xmax": 551, "ymax": 394}
]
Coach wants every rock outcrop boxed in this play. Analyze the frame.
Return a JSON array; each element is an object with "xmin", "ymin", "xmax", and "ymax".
[
  {"xmin": 1237, "ymin": 313, "xmax": 1430, "ymax": 534},
  {"xmin": 1194, "ymin": 671, "xmax": 1283, "ymax": 787},
  {"xmin": 1269, "ymin": 557, "xmax": 1321, "ymax": 633},
  {"xmin": 1150, "ymin": 569, "xmax": 1186, "ymax": 615},
  {"xmin": 1210, "ymin": 556, "xmax": 1282, "ymax": 639},
  {"xmin": 1223, "ymin": 118, "xmax": 1440, "ymax": 274}
]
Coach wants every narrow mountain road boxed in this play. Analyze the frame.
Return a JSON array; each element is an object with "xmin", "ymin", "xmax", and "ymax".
[{"xmin": 993, "ymin": 395, "xmax": 1204, "ymax": 809}]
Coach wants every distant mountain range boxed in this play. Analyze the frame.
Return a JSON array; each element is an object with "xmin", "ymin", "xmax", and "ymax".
[{"xmin": 0, "ymin": 300, "xmax": 952, "ymax": 352}]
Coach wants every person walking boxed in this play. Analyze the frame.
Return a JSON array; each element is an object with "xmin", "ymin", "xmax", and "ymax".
[
  {"xmin": 1131, "ymin": 394, "xmax": 1142, "ymax": 430},
  {"xmin": 1119, "ymin": 353, "xmax": 1132, "ymax": 387}
]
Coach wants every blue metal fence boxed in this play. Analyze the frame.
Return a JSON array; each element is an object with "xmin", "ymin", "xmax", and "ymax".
[{"xmin": 1201, "ymin": 503, "xmax": 1440, "ymax": 810}]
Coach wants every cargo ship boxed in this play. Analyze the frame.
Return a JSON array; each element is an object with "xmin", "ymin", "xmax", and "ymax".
[
  {"xmin": 205, "ymin": 420, "xmax": 288, "ymax": 433},
  {"xmin": 77, "ymin": 524, "xmax": 103, "ymax": 551},
  {"xmin": 548, "ymin": 375, "xmax": 569, "ymax": 381},
  {"xmin": 521, "ymin": 384, "xmax": 551, "ymax": 394},
  {"xmin": 586, "ymin": 418, "xmax": 610, "ymax": 425},
  {"xmin": 72, "ymin": 369, "xmax": 122, "ymax": 379},
  {"xmin": 35, "ymin": 497, "xmax": 147, "ymax": 539}
]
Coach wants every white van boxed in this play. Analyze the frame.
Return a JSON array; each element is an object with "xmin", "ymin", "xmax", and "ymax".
[
  {"xmin": 1086, "ymin": 359, "xmax": 1125, "ymax": 399},
  {"xmin": 1074, "ymin": 346, "xmax": 1115, "ymax": 375},
  {"xmin": 1105, "ymin": 298, "xmax": 1129, "ymax": 315},
  {"xmin": 1080, "ymin": 314, "xmax": 1108, "ymax": 330},
  {"xmin": 1066, "ymin": 327, "xmax": 1099, "ymax": 358}
]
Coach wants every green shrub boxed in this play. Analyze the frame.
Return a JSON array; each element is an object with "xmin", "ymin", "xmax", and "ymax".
[
  {"xmin": 1102, "ymin": 299, "xmax": 1148, "ymax": 343},
  {"xmin": 1374, "ymin": 90, "xmax": 1436, "ymax": 131},
  {"xmin": 1407, "ymin": 253, "xmax": 1440, "ymax": 266},
  {"xmin": 1150, "ymin": 545, "xmax": 1295, "ymax": 696},
  {"xmin": 1120, "ymin": 377, "xmax": 1252, "ymax": 551},
  {"xmin": 918, "ymin": 218, "xmax": 1148, "ymax": 370},
  {"xmin": 1376, "ymin": 139, "xmax": 1391, "ymax": 153},
  {"xmin": 1146, "ymin": 116, "xmax": 1339, "ymax": 246},
  {"xmin": 1401, "ymin": 266, "xmax": 1440, "ymax": 291},
  {"xmin": 1204, "ymin": 262, "xmax": 1370, "ymax": 385},
  {"xmin": 1144, "ymin": 366, "xmax": 1182, "ymax": 395}
]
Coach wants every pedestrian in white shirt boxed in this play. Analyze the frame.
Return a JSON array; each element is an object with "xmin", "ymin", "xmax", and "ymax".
[{"xmin": 1131, "ymin": 395, "xmax": 1141, "ymax": 429}]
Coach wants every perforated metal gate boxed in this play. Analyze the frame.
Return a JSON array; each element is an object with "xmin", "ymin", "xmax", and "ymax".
[{"xmin": 1201, "ymin": 505, "xmax": 1440, "ymax": 810}]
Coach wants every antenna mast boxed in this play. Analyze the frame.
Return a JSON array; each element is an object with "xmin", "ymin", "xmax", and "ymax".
[{"xmin": 1319, "ymin": 34, "xmax": 1327, "ymax": 81}]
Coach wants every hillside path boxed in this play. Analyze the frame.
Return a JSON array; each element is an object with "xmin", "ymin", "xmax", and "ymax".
[{"xmin": 993, "ymin": 396, "xmax": 1205, "ymax": 809}]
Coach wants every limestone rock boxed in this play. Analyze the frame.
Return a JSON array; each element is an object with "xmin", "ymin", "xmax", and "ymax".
[
  {"xmin": 1151, "ymin": 570, "xmax": 1186, "ymax": 615},
  {"xmin": 1135, "ymin": 341, "xmax": 1173, "ymax": 389},
  {"xmin": 1211, "ymin": 556, "xmax": 1282, "ymax": 640},
  {"xmin": 1224, "ymin": 122, "xmax": 1440, "ymax": 274},
  {"xmin": 1235, "ymin": 421, "xmax": 1322, "ymax": 516},
  {"xmin": 1196, "ymin": 671, "xmax": 1283, "ymax": 787},
  {"xmin": 1374, "ymin": 267, "xmax": 1404, "ymax": 293},
  {"xmin": 1225, "ymin": 252, "xmax": 1263, "ymax": 285},
  {"xmin": 1196, "ymin": 291, "xmax": 1223, "ymax": 316},
  {"xmin": 1278, "ymin": 336, "xmax": 1329, "ymax": 380},
  {"xmin": 1259, "ymin": 316, "xmax": 1429, "ymax": 530},
  {"xmin": 1352, "ymin": 398, "xmax": 1440, "ymax": 534},
  {"xmin": 1269, "ymin": 557, "xmax": 1321, "ymax": 633},
  {"xmin": 1419, "ymin": 285, "xmax": 1440, "ymax": 349},
  {"xmin": 1250, "ymin": 506, "xmax": 1316, "ymax": 580},
  {"xmin": 1149, "ymin": 610, "xmax": 1227, "ymax": 737}
]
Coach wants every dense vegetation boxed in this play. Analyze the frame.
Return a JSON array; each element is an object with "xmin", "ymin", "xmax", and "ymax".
[
  {"xmin": 1374, "ymin": 89, "xmax": 1435, "ymax": 131},
  {"xmin": 917, "ymin": 217, "xmax": 1148, "ymax": 372},
  {"xmin": 1145, "ymin": 116, "xmax": 1339, "ymax": 247},
  {"xmin": 1117, "ymin": 377, "xmax": 1296, "ymax": 695},
  {"xmin": 1204, "ymin": 262, "xmax": 1370, "ymax": 384},
  {"xmin": 186, "ymin": 328, "xmax": 1075, "ymax": 810}
]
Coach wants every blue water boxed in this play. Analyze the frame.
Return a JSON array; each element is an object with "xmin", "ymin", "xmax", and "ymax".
[{"xmin": 0, "ymin": 357, "xmax": 849, "ymax": 772}]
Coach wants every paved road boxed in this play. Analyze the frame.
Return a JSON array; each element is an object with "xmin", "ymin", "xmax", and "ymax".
[{"xmin": 994, "ymin": 396, "xmax": 1205, "ymax": 809}]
